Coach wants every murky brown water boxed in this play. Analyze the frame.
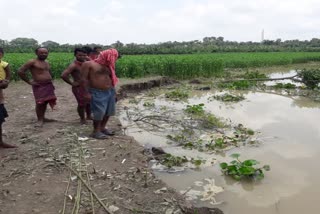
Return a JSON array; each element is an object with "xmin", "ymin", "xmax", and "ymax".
[{"xmin": 119, "ymin": 72, "xmax": 320, "ymax": 214}]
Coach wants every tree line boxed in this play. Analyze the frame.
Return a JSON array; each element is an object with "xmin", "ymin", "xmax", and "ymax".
[{"xmin": 1, "ymin": 36, "xmax": 320, "ymax": 54}]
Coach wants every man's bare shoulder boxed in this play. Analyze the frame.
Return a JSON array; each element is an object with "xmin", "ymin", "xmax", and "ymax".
[
  {"xmin": 83, "ymin": 61, "xmax": 99, "ymax": 66},
  {"xmin": 25, "ymin": 59, "xmax": 37, "ymax": 65}
]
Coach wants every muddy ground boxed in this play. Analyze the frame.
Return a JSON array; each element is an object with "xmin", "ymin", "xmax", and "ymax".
[{"xmin": 0, "ymin": 78, "xmax": 197, "ymax": 214}]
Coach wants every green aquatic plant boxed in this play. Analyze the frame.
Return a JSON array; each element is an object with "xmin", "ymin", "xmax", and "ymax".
[
  {"xmin": 273, "ymin": 83, "xmax": 296, "ymax": 89},
  {"xmin": 165, "ymin": 89, "xmax": 189, "ymax": 101},
  {"xmin": 184, "ymin": 104, "xmax": 225, "ymax": 128},
  {"xmin": 242, "ymin": 71, "xmax": 267, "ymax": 79},
  {"xmin": 234, "ymin": 124, "xmax": 255, "ymax": 139},
  {"xmin": 129, "ymin": 98, "xmax": 139, "ymax": 104},
  {"xmin": 160, "ymin": 154, "xmax": 205, "ymax": 168},
  {"xmin": 185, "ymin": 103, "xmax": 205, "ymax": 115},
  {"xmin": 213, "ymin": 93, "xmax": 245, "ymax": 102},
  {"xmin": 143, "ymin": 101, "xmax": 155, "ymax": 107},
  {"xmin": 220, "ymin": 153, "xmax": 270, "ymax": 181}
]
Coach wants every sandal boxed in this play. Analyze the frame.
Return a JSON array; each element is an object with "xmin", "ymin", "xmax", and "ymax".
[
  {"xmin": 101, "ymin": 129, "xmax": 115, "ymax": 136},
  {"xmin": 90, "ymin": 132, "xmax": 109, "ymax": 139}
]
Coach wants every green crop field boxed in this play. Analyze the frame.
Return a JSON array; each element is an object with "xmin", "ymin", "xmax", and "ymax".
[{"xmin": 4, "ymin": 52, "xmax": 320, "ymax": 80}]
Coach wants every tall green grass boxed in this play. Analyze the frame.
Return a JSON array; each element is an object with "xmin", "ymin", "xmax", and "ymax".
[{"xmin": 4, "ymin": 52, "xmax": 320, "ymax": 80}]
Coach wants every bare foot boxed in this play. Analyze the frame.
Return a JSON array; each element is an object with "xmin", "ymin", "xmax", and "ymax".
[
  {"xmin": 0, "ymin": 142, "xmax": 17, "ymax": 149},
  {"xmin": 80, "ymin": 119, "xmax": 87, "ymax": 125},
  {"xmin": 35, "ymin": 121, "xmax": 44, "ymax": 128}
]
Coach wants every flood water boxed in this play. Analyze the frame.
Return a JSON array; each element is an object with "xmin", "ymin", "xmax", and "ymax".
[{"xmin": 119, "ymin": 71, "xmax": 320, "ymax": 214}]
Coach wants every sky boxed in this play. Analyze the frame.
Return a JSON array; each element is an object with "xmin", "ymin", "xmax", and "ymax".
[{"xmin": 1, "ymin": 0, "xmax": 320, "ymax": 45}]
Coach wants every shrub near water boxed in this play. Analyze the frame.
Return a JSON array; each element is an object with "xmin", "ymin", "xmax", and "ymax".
[{"xmin": 298, "ymin": 69, "xmax": 320, "ymax": 89}]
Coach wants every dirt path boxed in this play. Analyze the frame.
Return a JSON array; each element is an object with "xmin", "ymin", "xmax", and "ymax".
[{"xmin": 0, "ymin": 80, "xmax": 185, "ymax": 214}]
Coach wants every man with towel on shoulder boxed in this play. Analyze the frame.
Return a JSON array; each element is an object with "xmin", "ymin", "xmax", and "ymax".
[
  {"xmin": 18, "ymin": 47, "xmax": 57, "ymax": 127},
  {"xmin": 80, "ymin": 48, "xmax": 120, "ymax": 139}
]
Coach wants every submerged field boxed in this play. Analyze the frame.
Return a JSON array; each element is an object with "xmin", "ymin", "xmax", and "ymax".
[
  {"xmin": 4, "ymin": 52, "xmax": 320, "ymax": 80},
  {"xmin": 118, "ymin": 69, "xmax": 320, "ymax": 214}
]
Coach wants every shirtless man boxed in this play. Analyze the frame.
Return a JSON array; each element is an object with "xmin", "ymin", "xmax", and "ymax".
[
  {"xmin": 18, "ymin": 47, "xmax": 57, "ymax": 127},
  {"xmin": 61, "ymin": 48, "xmax": 91, "ymax": 124},
  {"xmin": 81, "ymin": 49, "xmax": 119, "ymax": 139}
]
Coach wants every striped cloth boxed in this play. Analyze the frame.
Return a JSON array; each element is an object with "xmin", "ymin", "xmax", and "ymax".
[{"xmin": 94, "ymin": 48, "xmax": 119, "ymax": 86}]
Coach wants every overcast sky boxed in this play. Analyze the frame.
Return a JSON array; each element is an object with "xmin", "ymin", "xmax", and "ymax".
[{"xmin": 1, "ymin": 0, "xmax": 319, "ymax": 44}]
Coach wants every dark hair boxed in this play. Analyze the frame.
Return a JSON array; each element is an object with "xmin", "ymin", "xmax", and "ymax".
[
  {"xmin": 74, "ymin": 48, "xmax": 86, "ymax": 56},
  {"xmin": 93, "ymin": 46, "xmax": 102, "ymax": 51},
  {"xmin": 35, "ymin": 47, "xmax": 48, "ymax": 53},
  {"xmin": 82, "ymin": 46, "xmax": 93, "ymax": 54},
  {"xmin": 0, "ymin": 48, "xmax": 3, "ymax": 54}
]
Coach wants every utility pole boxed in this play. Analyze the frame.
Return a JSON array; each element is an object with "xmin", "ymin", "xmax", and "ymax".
[{"xmin": 261, "ymin": 29, "xmax": 265, "ymax": 42}]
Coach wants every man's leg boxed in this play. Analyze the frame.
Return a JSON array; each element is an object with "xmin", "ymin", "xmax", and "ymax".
[
  {"xmin": 93, "ymin": 120, "xmax": 102, "ymax": 134},
  {"xmin": 101, "ymin": 116, "xmax": 115, "ymax": 135},
  {"xmin": 91, "ymin": 120, "xmax": 108, "ymax": 139},
  {"xmin": 101, "ymin": 115, "xmax": 109, "ymax": 130},
  {"xmin": 101, "ymin": 88, "xmax": 116, "ymax": 136},
  {"xmin": 35, "ymin": 103, "xmax": 47, "ymax": 127},
  {"xmin": 90, "ymin": 89, "xmax": 108, "ymax": 139},
  {"xmin": 0, "ymin": 124, "xmax": 17, "ymax": 149},
  {"xmin": 86, "ymin": 104, "xmax": 92, "ymax": 120},
  {"xmin": 77, "ymin": 105, "xmax": 86, "ymax": 124}
]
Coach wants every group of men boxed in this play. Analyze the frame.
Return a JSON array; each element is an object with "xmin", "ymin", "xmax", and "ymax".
[{"xmin": 0, "ymin": 46, "xmax": 120, "ymax": 149}]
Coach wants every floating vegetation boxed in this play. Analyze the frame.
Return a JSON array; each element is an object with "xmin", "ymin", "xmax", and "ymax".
[
  {"xmin": 143, "ymin": 101, "xmax": 155, "ymax": 107},
  {"xmin": 184, "ymin": 104, "xmax": 226, "ymax": 128},
  {"xmin": 212, "ymin": 93, "xmax": 245, "ymax": 102},
  {"xmin": 185, "ymin": 104, "xmax": 205, "ymax": 115},
  {"xmin": 242, "ymin": 71, "xmax": 267, "ymax": 79},
  {"xmin": 159, "ymin": 154, "xmax": 205, "ymax": 168},
  {"xmin": 165, "ymin": 89, "xmax": 189, "ymax": 101},
  {"xmin": 166, "ymin": 124, "xmax": 257, "ymax": 153},
  {"xmin": 128, "ymin": 98, "xmax": 139, "ymax": 104},
  {"xmin": 220, "ymin": 153, "xmax": 270, "ymax": 181},
  {"xmin": 273, "ymin": 82, "xmax": 297, "ymax": 89}
]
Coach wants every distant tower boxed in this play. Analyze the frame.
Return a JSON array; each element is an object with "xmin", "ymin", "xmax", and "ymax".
[{"xmin": 261, "ymin": 29, "xmax": 265, "ymax": 42}]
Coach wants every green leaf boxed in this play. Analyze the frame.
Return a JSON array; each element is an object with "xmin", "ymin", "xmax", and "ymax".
[
  {"xmin": 230, "ymin": 153, "xmax": 240, "ymax": 159},
  {"xmin": 192, "ymin": 159, "xmax": 203, "ymax": 166},
  {"xmin": 239, "ymin": 166, "xmax": 255, "ymax": 175},
  {"xmin": 220, "ymin": 162, "xmax": 228, "ymax": 169},
  {"xmin": 247, "ymin": 129, "xmax": 255, "ymax": 135},
  {"xmin": 230, "ymin": 160, "xmax": 239, "ymax": 165},
  {"xmin": 243, "ymin": 159, "xmax": 259, "ymax": 166}
]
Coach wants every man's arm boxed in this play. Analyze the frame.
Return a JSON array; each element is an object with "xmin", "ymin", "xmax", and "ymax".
[
  {"xmin": 18, "ymin": 60, "xmax": 34, "ymax": 85},
  {"xmin": 80, "ymin": 62, "xmax": 91, "ymax": 101},
  {"xmin": 4, "ymin": 63, "xmax": 11, "ymax": 81},
  {"xmin": 80, "ymin": 62, "xmax": 90, "ymax": 90},
  {"xmin": 48, "ymin": 62, "xmax": 54, "ymax": 79},
  {"xmin": 0, "ymin": 63, "xmax": 12, "ymax": 89},
  {"xmin": 61, "ymin": 64, "xmax": 78, "ymax": 86}
]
